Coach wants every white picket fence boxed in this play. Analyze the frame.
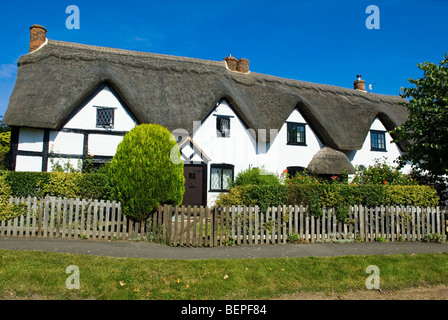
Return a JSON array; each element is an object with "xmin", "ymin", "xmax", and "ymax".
[
  {"xmin": 1, "ymin": 196, "xmax": 447, "ymax": 246},
  {"xmin": 0, "ymin": 196, "xmax": 142, "ymax": 240}
]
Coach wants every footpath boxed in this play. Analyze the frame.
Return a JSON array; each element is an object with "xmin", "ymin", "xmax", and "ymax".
[{"xmin": 1, "ymin": 237, "xmax": 448, "ymax": 260}]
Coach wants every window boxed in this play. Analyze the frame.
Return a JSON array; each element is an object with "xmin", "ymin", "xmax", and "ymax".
[
  {"xmin": 96, "ymin": 107, "xmax": 115, "ymax": 128},
  {"xmin": 210, "ymin": 164, "xmax": 234, "ymax": 191},
  {"xmin": 217, "ymin": 116, "xmax": 231, "ymax": 137},
  {"xmin": 287, "ymin": 122, "xmax": 306, "ymax": 145},
  {"xmin": 371, "ymin": 130, "xmax": 386, "ymax": 151},
  {"xmin": 287, "ymin": 166, "xmax": 306, "ymax": 178}
]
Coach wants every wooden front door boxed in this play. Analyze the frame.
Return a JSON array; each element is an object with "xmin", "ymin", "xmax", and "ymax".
[{"xmin": 183, "ymin": 164, "xmax": 206, "ymax": 206}]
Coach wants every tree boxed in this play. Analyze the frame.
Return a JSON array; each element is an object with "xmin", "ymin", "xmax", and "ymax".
[
  {"xmin": 392, "ymin": 53, "xmax": 448, "ymax": 177},
  {"xmin": 108, "ymin": 124, "xmax": 185, "ymax": 221},
  {"xmin": 0, "ymin": 116, "xmax": 10, "ymax": 170}
]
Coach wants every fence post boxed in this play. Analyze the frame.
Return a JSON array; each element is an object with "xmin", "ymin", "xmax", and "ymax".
[
  {"xmin": 213, "ymin": 207, "xmax": 218, "ymax": 247},
  {"xmin": 322, "ymin": 207, "xmax": 327, "ymax": 242},
  {"xmin": 282, "ymin": 205, "xmax": 287, "ymax": 244},
  {"xmin": 254, "ymin": 206, "xmax": 259, "ymax": 245}
]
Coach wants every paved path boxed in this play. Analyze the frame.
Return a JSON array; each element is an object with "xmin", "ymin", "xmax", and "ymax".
[{"xmin": 1, "ymin": 237, "xmax": 448, "ymax": 260}]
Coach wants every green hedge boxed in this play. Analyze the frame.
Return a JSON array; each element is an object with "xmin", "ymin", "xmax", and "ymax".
[
  {"xmin": 1, "ymin": 171, "xmax": 111, "ymax": 200},
  {"xmin": 215, "ymin": 184, "xmax": 440, "ymax": 221}
]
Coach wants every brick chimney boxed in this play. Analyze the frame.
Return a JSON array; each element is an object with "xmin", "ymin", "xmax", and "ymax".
[
  {"xmin": 29, "ymin": 25, "xmax": 47, "ymax": 52},
  {"xmin": 224, "ymin": 55, "xmax": 238, "ymax": 71},
  {"xmin": 354, "ymin": 74, "xmax": 366, "ymax": 92},
  {"xmin": 236, "ymin": 58, "xmax": 249, "ymax": 73}
]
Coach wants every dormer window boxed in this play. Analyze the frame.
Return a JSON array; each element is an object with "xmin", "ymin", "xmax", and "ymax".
[
  {"xmin": 217, "ymin": 116, "xmax": 231, "ymax": 137},
  {"xmin": 96, "ymin": 107, "xmax": 115, "ymax": 128},
  {"xmin": 287, "ymin": 122, "xmax": 306, "ymax": 145},
  {"xmin": 370, "ymin": 130, "xmax": 386, "ymax": 151}
]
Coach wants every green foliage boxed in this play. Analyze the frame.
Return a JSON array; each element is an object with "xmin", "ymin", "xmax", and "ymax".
[
  {"xmin": 76, "ymin": 173, "xmax": 111, "ymax": 200},
  {"xmin": 242, "ymin": 185, "xmax": 288, "ymax": 212},
  {"xmin": 392, "ymin": 52, "xmax": 448, "ymax": 177},
  {"xmin": 2, "ymin": 171, "xmax": 111, "ymax": 199},
  {"xmin": 410, "ymin": 169, "xmax": 448, "ymax": 206},
  {"xmin": 231, "ymin": 167, "xmax": 280, "ymax": 187},
  {"xmin": 108, "ymin": 124, "xmax": 185, "ymax": 221},
  {"xmin": 0, "ymin": 174, "xmax": 26, "ymax": 221},
  {"xmin": 287, "ymin": 169, "xmax": 323, "ymax": 185},
  {"xmin": 351, "ymin": 158, "xmax": 416, "ymax": 186},
  {"xmin": 82, "ymin": 151, "xmax": 95, "ymax": 174},
  {"xmin": 0, "ymin": 131, "xmax": 10, "ymax": 171},
  {"xmin": 42, "ymin": 172, "xmax": 80, "ymax": 198},
  {"xmin": 215, "ymin": 185, "xmax": 287, "ymax": 213},
  {"xmin": 384, "ymin": 185, "xmax": 439, "ymax": 207},
  {"xmin": 218, "ymin": 182, "xmax": 440, "ymax": 222},
  {"xmin": 376, "ymin": 237, "xmax": 388, "ymax": 243},
  {"xmin": 4, "ymin": 172, "xmax": 50, "ymax": 198},
  {"xmin": 423, "ymin": 233, "xmax": 446, "ymax": 243},
  {"xmin": 215, "ymin": 186, "xmax": 246, "ymax": 207}
]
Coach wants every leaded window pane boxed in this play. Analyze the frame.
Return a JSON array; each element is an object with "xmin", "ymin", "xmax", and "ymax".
[
  {"xmin": 210, "ymin": 165, "xmax": 234, "ymax": 191},
  {"xmin": 97, "ymin": 108, "xmax": 114, "ymax": 127},
  {"xmin": 211, "ymin": 167, "xmax": 222, "ymax": 190},
  {"xmin": 222, "ymin": 168, "xmax": 233, "ymax": 190},
  {"xmin": 217, "ymin": 117, "xmax": 231, "ymax": 137}
]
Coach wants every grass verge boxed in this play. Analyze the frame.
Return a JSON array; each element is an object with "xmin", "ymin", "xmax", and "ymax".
[{"xmin": 1, "ymin": 249, "xmax": 448, "ymax": 300}]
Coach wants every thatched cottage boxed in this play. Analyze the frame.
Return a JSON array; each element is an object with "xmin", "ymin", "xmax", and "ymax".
[{"xmin": 3, "ymin": 25, "xmax": 409, "ymax": 206}]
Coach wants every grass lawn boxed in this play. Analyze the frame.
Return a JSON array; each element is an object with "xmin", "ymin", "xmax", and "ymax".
[{"xmin": 1, "ymin": 249, "xmax": 448, "ymax": 300}]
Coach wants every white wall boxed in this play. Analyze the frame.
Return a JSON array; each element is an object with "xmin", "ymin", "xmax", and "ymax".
[
  {"xmin": 15, "ymin": 155, "xmax": 42, "ymax": 172},
  {"xmin": 262, "ymin": 109, "xmax": 323, "ymax": 174},
  {"xmin": 15, "ymin": 128, "xmax": 44, "ymax": 171},
  {"xmin": 18, "ymin": 128, "xmax": 44, "ymax": 152},
  {"xmin": 346, "ymin": 117, "xmax": 411, "ymax": 173},
  {"xmin": 49, "ymin": 131, "xmax": 84, "ymax": 156},
  {"xmin": 14, "ymin": 85, "xmax": 136, "ymax": 172},
  {"xmin": 193, "ymin": 104, "xmax": 324, "ymax": 206},
  {"xmin": 64, "ymin": 85, "xmax": 137, "ymax": 132},
  {"xmin": 88, "ymin": 134, "xmax": 124, "ymax": 157},
  {"xmin": 192, "ymin": 100, "xmax": 258, "ymax": 206}
]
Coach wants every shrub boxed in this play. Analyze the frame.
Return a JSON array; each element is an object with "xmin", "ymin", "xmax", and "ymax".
[
  {"xmin": 4, "ymin": 172, "xmax": 50, "ymax": 198},
  {"xmin": 0, "ymin": 131, "xmax": 10, "ymax": 171},
  {"xmin": 76, "ymin": 173, "xmax": 111, "ymax": 200},
  {"xmin": 242, "ymin": 185, "xmax": 288, "ymax": 212},
  {"xmin": 231, "ymin": 167, "xmax": 280, "ymax": 187},
  {"xmin": 108, "ymin": 124, "xmax": 185, "ymax": 221},
  {"xmin": 2, "ymin": 171, "xmax": 112, "ymax": 200},
  {"xmin": 215, "ymin": 186, "xmax": 246, "ymax": 207},
  {"xmin": 42, "ymin": 172, "xmax": 81, "ymax": 198},
  {"xmin": 351, "ymin": 158, "xmax": 416, "ymax": 185},
  {"xmin": 0, "ymin": 174, "xmax": 26, "ymax": 221},
  {"xmin": 215, "ymin": 185, "xmax": 287, "ymax": 212},
  {"xmin": 385, "ymin": 185, "xmax": 439, "ymax": 207},
  {"xmin": 214, "ymin": 183, "xmax": 440, "ymax": 222}
]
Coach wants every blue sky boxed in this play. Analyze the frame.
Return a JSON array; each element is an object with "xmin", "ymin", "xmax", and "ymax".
[{"xmin": 1, "ymin": 0, "xmax": 447, "ymax": 118}]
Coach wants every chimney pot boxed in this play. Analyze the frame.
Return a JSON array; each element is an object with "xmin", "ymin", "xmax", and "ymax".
[
  {"xmin": 224, "ymin": 55, "xmax": 238, "ymax": 71},
  {"xmin": 236, "ymin": 58, "xmax": 249, "ymax": 73},
  {"xmin": 29, "ymin": 25, "xmax": 47, "ymax": 52},
  {"xmin": 354, "ymin": 75, "xmax": 366, "ymax": 92}
]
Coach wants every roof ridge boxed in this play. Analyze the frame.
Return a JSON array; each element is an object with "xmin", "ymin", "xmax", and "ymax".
[
  {"xmin": 47, "ymin": 39, "xmax": 224, "ymax": 67},
  {"xmin": 36, "ymin": 40, "xmax": 404, "ymax": 103},
  {"xmin": 251, "ymin": 71, "xmax": 405, "ymax": 103}
]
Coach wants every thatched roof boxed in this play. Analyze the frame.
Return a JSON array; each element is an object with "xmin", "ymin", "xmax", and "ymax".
[
  {"xmin": 4, "ymin": 39, "xmax": 408, "ymax": 151},
  {"xmin": 307, "ymin": 147, "xmax": 355, "ymax": 175}
]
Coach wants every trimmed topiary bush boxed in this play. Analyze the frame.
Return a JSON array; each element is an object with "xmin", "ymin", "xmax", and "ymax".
[{"xmin": 108, "ymin": 124, "xmax": 185, "ymax": 221}]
